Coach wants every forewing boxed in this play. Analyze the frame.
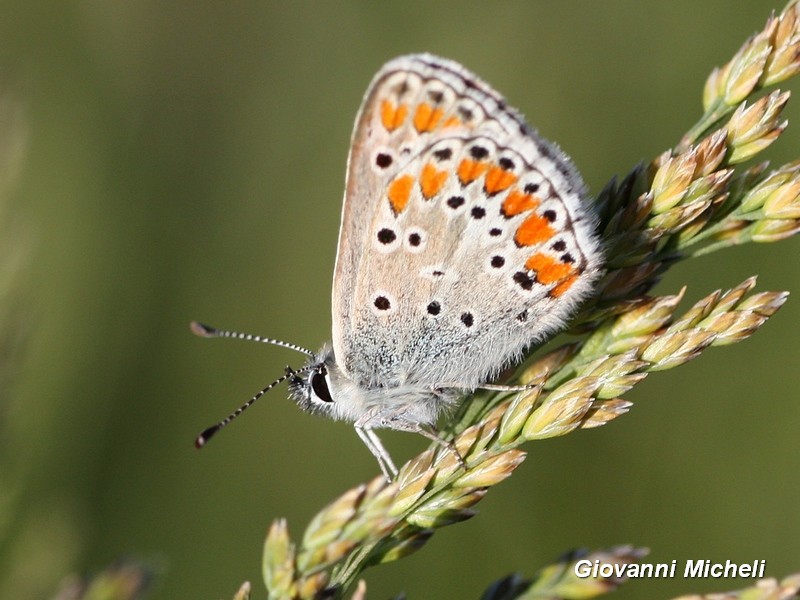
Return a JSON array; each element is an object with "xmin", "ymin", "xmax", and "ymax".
[{"xmin": 332, "ymin": 54, "xmax": 602, "ymax": 389}]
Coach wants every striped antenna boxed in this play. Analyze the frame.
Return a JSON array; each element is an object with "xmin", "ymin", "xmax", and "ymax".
[
  {"xmin": 190, "ymin": 321, "xmax": 315, "ymax": 357},
  {"xmin": 195, "ymin": 364, "xmax": 314, "ymax": 448},
  {"xmin": 191, "ymin": 321, "xmax": 316, "ymax": 448}
]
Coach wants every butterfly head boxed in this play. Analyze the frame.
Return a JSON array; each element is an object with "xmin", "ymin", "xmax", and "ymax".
[{"xmin": 287, "ymin": 345, "xmax": 341, "ymax": 419}]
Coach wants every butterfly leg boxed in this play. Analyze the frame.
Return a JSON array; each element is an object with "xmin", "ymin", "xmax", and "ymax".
[
  {"xmin": 476, "ymin": 382, "xmax": 539, "ymax": 392},
  {"xmin": 355, "ymin": 425, "xmax": 398, "ymax": 481},
  {"xmin": 414, "ymin": 423, "xmax": 467, "ymax": 470},
  {"xmin": 433, "ymin": 382, "xmax": 539, "ymax": 393},
  {"xmin": 373, "ymin": 413, "xmax": 467, "ymax": 471}
]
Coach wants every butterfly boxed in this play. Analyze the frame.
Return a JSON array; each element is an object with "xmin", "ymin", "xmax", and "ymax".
[{"xmin": 193, "ymin": 54, "xmax": 603, "ymax": 480}]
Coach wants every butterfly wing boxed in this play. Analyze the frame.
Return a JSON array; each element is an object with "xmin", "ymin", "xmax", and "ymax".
[{"xmin": 331, "ymin": 54, "xmax": 602, "ymax": 390}]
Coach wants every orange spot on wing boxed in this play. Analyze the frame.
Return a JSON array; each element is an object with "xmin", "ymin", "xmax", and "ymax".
[
  {"xmin": 501, "ymin": 189, "xmax": 540, "ymax": 217},
  {"xmin": 443, "ymin": 116, "xmax": 461, "ymax": 128},
  {"xmin": 551, "ymin": 274, "xmax": 578, "ymax": 297},
  {"xmin": 381, "ymin": 100, "xmax": 408, "ymax": 132},
  {"xmin": 484, "ymin": 166, "xmax": 518, "ymax": 195},
  {"xmin": 524, "ymin": 253, "xmax": 574, "ymax": 284},
  {"xmin": 413, "ymin": 103, "xmax": 443, "ymax": 133},
  {"xmin": 387, "ymin": 174, "xmax": 414, "ymax": 214},
  {"xmin": 457, "ymin": 159, "xmax": 488, "ymax": 185},
  {"xmin": 420, "ymin": 163, "xmax": 448, "ymax": 199},
  {"xmin": 514, "ymin": 214, "xmax": 555, "ymax": 246}
]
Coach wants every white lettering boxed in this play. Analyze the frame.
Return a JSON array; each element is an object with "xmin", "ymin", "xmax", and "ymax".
[
  {"xmin": 684, "ymin": 560, "xmax": 706, "ymax": 577},
  {"xmin": 724, "ymin": 560, "xmax": 738, "ymax": 577},
  {"xmin": 574, "ymin": 559, "xmax": 593, "ymax": 578},
  {"xmin": 653, "ymin": 562, "xmax": 673, "ymax": 577},
  {"xmin": 598, "ymin": 563, "xmax": 614, "ymax": 578},
  {"xmin": 576, "ymin": 558, "xmax": 765, "ymax": 580}
]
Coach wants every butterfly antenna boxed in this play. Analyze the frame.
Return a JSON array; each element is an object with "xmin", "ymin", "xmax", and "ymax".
[
  {"xmin": 190, "ymin": 321, "xmax": 315, "ymax": 357},
  {"xmin": 195, "ymin": 364, "xmax": 313, "ymax": 448}
]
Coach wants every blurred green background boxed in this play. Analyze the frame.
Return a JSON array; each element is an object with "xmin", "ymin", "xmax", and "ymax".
[{"xmin": 1, "ymin": 1, "xmax": 799, "ymax": 599}]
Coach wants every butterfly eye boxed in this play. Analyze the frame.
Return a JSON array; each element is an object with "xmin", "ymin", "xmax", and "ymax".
[{"xmin": 310, "ymin": 368, "xmax": 334, "ymax": 403}]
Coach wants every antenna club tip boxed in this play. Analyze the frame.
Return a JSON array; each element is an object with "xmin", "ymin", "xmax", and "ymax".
[
  {"xmin": 195, "ymin": 424, "xmax": 220, "ymax": 448},
  {"xmin": 190, "ymin": 321, "xmax": 216, "ymax": 338}
]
